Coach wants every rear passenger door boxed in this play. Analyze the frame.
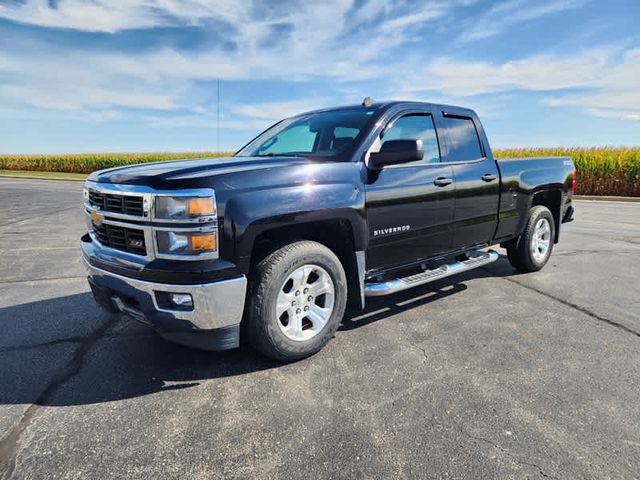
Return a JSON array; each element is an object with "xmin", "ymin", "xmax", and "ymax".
[{"xmin": 439, "ymin": 112, "xmax": 500, "ymax": 250}]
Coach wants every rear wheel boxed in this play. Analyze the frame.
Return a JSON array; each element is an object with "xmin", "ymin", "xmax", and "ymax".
[
  {"xmin": 506, "ymin": 205, "xmax": 555, "ymax": 272},
  {"xmin": 246, "ymin": 241, "xmax": 347, "ymax": 362}
]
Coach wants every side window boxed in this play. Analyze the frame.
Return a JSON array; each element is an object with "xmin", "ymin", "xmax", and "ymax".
[
  {"xmin": 442, "ymin": 115, "xmax": 483, "ymax": 161},
  {"xmin": 381, "ymin": 114, "xmax": 440, "ymax": 164},
  {"xmin": 260, "ymin": 124, "xmax": 317, "ymax": 154}
]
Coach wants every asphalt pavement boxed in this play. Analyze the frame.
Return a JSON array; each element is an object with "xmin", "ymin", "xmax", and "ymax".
[{"xmin": 1, "ymin": 178, "xmax": 639, "ymax": 479}]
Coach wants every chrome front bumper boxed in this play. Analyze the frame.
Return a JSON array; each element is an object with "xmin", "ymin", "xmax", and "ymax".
[{"xmin": 84, "ymin": 257, "xmax": 247, "ymax": 350}]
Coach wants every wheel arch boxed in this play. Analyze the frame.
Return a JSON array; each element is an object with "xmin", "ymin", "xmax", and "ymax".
[{"xmin": 248, "ymin": 219, "xmax": 365, "ymax": 311}]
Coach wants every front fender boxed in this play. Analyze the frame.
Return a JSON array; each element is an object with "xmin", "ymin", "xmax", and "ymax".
[{"xmin": 224, "ymin": 182, "xmax": 366, "ymax": 272}]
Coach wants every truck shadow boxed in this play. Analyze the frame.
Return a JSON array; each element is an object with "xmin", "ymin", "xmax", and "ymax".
[{"xmin": 0, "ymin": 256, "xmax": 519, "ymax": 407}]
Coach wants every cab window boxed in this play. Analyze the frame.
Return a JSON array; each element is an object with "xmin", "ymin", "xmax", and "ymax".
[
  {"xmin": 380, "ymin": 114, "xmax": 440, "ymax": 164},
  {"xmin": 442, "ymin": 115, "xmax": 483, "ymax": 161}
]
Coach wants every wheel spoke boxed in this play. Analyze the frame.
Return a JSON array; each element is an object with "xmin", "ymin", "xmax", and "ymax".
[
  {"xmin": 276, "ymin": 287, "xmax": 295, "ymax": 312},
  {"xmin": 289, "ymin": 268, "xmax": 307, "ymax": 289},
  {"xmin": 307, "ymin": 303, "xmax": 331, "ymax": 329},
  {"xmin": 276, "ymin": 295, "xmax": 294, "ymax": 318},
  {"xmin": 285, "ymin": 314, "xmax": 303, "ymax": 338},
  {"xmin": 308, "ymin": 277, "xmax": 332, "ymax": 297}
]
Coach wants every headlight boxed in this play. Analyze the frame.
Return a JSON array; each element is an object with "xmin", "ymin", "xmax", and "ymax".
[
  {"xmin": 155, "ymin": 196, "xmax": 216, "ymax": 220},
  {"xmin": 156, "ymin": 230, "xmax": 217, "ymax": 257}
]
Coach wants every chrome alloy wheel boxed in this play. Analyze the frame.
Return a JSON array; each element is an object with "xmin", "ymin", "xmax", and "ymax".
[
  {"xmin": 276, "ymin": 264, "xmax": 335, "ymax": 342},
  {"xmin": 531, "ymin": 218, "xmax": 551, "ymax": 262}
]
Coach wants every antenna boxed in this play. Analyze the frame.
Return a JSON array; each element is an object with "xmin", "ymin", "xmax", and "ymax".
[{"xmin": 217, "ymin": 79, "xmax": 220, "ymax": 153}]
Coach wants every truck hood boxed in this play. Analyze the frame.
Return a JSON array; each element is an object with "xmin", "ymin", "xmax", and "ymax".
[{"xmin": 88, "ymin": 156, "xmax": 316, "ymax": 187}]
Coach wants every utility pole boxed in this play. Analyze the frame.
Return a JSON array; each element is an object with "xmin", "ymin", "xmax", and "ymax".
[{"xmin": 216, "ymin": 79, "xmax": 220, "ymax": 153}]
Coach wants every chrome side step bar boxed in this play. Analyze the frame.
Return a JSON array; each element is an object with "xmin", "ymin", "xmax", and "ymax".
[{"xmin": 364, "ymin": 250, "xmax": 499, "ymax": 297}]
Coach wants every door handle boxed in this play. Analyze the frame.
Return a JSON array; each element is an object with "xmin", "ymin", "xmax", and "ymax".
[
  {"xmin": 481, "ymin": 173, "xmax": 497, "ymax": 182},
  {"xmin": 433, "ymin": 177, "xmax": 453, "ymax": 187}
]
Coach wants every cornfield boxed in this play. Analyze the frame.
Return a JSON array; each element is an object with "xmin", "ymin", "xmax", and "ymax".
[
  {"xmin": 494, "ymin": 147, "xmax": 640, "ymax": 197},
  {"xmin": 1, "ymin": 147, "xmax": 639, "ymax": 196},
  {"xmin": 0, "ymin": 152, "xmax": 232, "ymax": 174}
]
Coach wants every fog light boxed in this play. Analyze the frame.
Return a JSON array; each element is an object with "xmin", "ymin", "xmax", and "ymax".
[
  {"xmin": 170, "ymin": 293, "xmax": 193, "ymax": 308},
  {"xmin": 155, "ymin": 292, "xmax": 194, "ymax": 311}
]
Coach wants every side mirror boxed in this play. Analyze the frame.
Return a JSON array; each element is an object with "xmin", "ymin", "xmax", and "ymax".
[{"xmin": 369, "ymin": 139, "xmax": 424, "ymax": 169}]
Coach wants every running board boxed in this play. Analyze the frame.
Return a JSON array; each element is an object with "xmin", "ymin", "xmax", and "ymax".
[{"xmin": 364, "ymin": 250, "xmax": 499, "ymax": 297}]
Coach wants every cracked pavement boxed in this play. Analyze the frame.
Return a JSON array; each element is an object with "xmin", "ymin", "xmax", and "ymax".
[{"xmin": 1, "ymin": 178, "xmax": 639, "ymax": 479}]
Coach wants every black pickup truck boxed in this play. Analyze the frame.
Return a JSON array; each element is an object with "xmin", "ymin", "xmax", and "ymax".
[{"xmin": 82, "ymin": 100, "xmax": 576, "ymax": 361}]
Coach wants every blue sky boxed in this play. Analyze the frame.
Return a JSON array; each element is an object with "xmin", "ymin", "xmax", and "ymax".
[{"xmin": 0, "ymin": 0, "xmax": 639, "ymax": 153}]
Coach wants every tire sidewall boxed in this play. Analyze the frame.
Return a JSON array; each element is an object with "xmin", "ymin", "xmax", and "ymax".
[{"xmin": 254, "ymin": 244, "xmax": 347, "ymax": 360}]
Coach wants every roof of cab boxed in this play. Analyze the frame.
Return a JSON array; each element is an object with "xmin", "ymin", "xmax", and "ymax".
[{"xmin": 296, "ymin": 100, "xmax": 476, "ymax": 117}]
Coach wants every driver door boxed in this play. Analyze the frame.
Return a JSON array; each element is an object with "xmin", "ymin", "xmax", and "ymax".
[{"xmin": 364, "ymin": 112, "xmax": 455, "ymax": 272}]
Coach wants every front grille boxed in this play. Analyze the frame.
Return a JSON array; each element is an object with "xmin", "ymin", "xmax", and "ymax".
[
  {"xmin": 89, "ymin": 191, "xmax": 144, "ymax": 217},
  {"xmin": 92, "ymin": 222, "xmax": 147, "ymax": 256}
]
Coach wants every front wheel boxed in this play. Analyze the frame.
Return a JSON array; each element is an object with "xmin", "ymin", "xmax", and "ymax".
[
  {"xmin": 506, "ymin": 205, "xmax": 555, "ymax": 272},
  {"xmin": 246, "ymin": 241, "xmax": 347, "ymax": 362}
]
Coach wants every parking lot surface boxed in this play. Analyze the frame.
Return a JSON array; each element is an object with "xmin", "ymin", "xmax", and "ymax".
[{"xmin": 1, "ymin": 177, "xmax": 639, "ymax": 479}]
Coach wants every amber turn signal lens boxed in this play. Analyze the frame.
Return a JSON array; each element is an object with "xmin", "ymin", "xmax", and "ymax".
[
  {"xmin": 188, "ymin": 233, "xmax": 216, "ymax": 251},
  {"xmin": 186, "ymin": 197, "xmax": 215, "ymax": 216}
]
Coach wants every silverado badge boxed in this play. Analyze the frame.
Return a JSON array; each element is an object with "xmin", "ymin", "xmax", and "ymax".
[
  {"xmin": 373, "ymin": 225, "xmax": 411, "ymax": 237},
  {"xmin": 90, "ymin": 209, "xmax": 104, "ymax": 226}
]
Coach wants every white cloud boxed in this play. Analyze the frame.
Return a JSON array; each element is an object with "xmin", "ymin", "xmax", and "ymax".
[
  {"xmin": 380, "ymin": 8, "xmax": 446, "ymax": 33},
  {"xmin": 0, "ymin": 0, "xmax": 253, "ymax": 33},
  {"xmin": 1, "ymin": 0, "xmax": 635, "ymax": 135},
  {"xmin": 232, "ymin": 99, "xmax": 335, "ymax": 120},
  {"xmin": 0, "ymin": 0, "xmax": 463, "ymax": 123},
  {"xmin": 403, "ymin": 49, "xmax": 608, "ymax": 96},
  {"xmin": 400, "ymin": 46, "xmax": 640, "ymax": 122},
  {"xmin": 543, "ymin": 48, "xmax": 640, "ymax": 121},
  {"xmin": 457, "ymin": 0, "xmax": 587, "ymax": 44},
  {"xmin": 145, "ymin": 114, "xmax": 272, "ymax": 131}
]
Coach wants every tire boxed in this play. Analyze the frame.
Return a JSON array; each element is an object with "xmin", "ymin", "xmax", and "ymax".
[
  {"xmin": 246, "ymin": 240, "xmax": 347, "ymax": 362},
  {"xmin": 506, "ymin": 205, "xmax": 555, "ymax": 272}
]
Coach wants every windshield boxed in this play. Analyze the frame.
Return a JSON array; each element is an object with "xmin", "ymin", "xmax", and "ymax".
[{"xmin": 235, "ymin": 108, "xmax": 378, "ymax": 160}]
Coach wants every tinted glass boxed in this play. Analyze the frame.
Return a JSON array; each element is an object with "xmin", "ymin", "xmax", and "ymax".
[
  {"xmin": 443, "ymin": 116, "xmax": 482, "ymax": 161},
  {"xmin": 381, "ymin": 114, "xmax": 440, "ymax": 164},
  {"xmin": 260, "ymin": 125, "xmax": 316, "ymax": 154},
  {"xmin": 236, "ymin": 109, "xmax": 377, "ymax": 160}
]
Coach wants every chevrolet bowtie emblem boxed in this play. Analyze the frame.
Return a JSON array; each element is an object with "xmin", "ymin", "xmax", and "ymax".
[{"xmin": 90, "ymin": 209, "xmax": 104, "ymax": 226}]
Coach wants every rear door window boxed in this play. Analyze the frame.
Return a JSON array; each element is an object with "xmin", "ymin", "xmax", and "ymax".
[{"xmin": 442, "ymin": 115, "xmax": 483, "ymax": 161}]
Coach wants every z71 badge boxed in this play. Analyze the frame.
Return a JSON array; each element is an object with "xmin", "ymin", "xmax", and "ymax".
[{"xmin": 373, "ymin": 225, "xmax": 411, "ymax": 237}]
